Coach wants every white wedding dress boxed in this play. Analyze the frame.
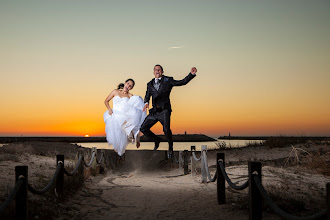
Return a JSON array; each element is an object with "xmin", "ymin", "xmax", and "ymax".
[{"xmin": 103, "ymin": 95, "xmax": 146, "ymax": 156}]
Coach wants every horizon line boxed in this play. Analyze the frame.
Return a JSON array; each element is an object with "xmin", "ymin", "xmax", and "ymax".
[{"xmin": 0, "ymin": 135, "xmax": 329, "ymax": 138}]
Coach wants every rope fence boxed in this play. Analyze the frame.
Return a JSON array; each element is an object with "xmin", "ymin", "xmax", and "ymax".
[
  {"xmin": 218, "ymin": 161, "xmax": 249, "ymax": 190},
  {"xmin": 190, "ymin": 145, "xmax": 217, "ymax": 183},
  {"xmin": 183, "ymin": 145, "xmax": 329, "ymax": 219},
  {"xmin": 0, "ymin": 147, "xmax": 109, "ymax": 219},
  {"xmin": 64, "ymin": 155, "xmax": 83, "ymax": 176},
  {"xmin": 84, "ymin": 151, "xmax": 96, "ymax": 167},
  {"xmin": 0, "ymin": 178, "xmax": 24, "ymax": 213},
  {"xmin": 253, "ymin": 175, "xmax": 327, "ymax": 220},
  {"xmin": 215, "ymin": 152, "xmax": 329, "ymax": 220},
  {"xmin": 96, "ymin": 151, "xmax": 105, "ymax": 164},
  {"xmin": 27, "ymin": 162, "xmax": 63, "ymax": 195},
  {"xmin": 192, "ymin": 151, "xmax": 201, "ymax": 161},
  {"xmin": 202, "ymin": 150, "xmax": 217, "ymax": 182}
]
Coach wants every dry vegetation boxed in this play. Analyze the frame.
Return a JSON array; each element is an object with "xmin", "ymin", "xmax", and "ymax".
[
  {"xmin": 0, "ymin": 143, "xmax": 33, "ymax": 162},
  {"xmin": 0, "ymin": 142, "xmax": 85, "ymax": 219},
  {"xmin": 213, "ymin": 137, "xmax": 329, "ymax": 217}
]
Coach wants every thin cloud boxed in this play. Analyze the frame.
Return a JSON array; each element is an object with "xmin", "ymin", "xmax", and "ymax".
[{"xmin": 168, "ymin": 46, "xmax": 184, "ymax": 50}]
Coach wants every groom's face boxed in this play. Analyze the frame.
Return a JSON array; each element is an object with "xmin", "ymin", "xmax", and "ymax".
[{"xmin": 154, "ymin": 66, "xmax": 163, "ymax": 79}]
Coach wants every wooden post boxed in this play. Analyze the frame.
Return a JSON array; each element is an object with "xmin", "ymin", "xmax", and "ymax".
[
  {"xmin": 183, "ymin": 150, "xmax": 188, "ymax": 175},
  {"xmin": 100, "ymin": 150, "xmax": 105, "ymax": 165},
  {"xmin": 78, "ymin": 148, "xmax": 84, "ymax": 159},
  {"xmin": 78, "ymin": 149, "xmax": 85, "ymax": 182},
  {"xmin": 217, "ymin": 153, "xmax": 225, "ymax": 205},
  {"xmin": 15, "ymin": 166, "xmax": 28, "ymax": 220},
  {"xmin": 327, "ymin": 182, "xmax": 330, "ymax": 220},
  {"xmin": 201, "ymin": 145, "xmax": 207, "ymax": 183},
  {"xmin": 109, "ymin": 152, "xmax": 114, "ymax": 169},
  {"xmin": 111, "ymin": 151, "xmax": 117, "ymax": 168},
  {"xmin": 105, "ymin": 150, "xmax": 111, "ymax": 169},
  {"xmin": 190, "ymin": 155, "xmax": 194, "ymax": 176},
  {"xmin": 56, "ymin": 155, "xmax": 64, "ymax": 198},
  {"xmin": 165, "ymin": 151, "xmax": 168, "ymax": 160},
  {"xmin": 115, "ymin": 152, "xmax": 119, "ymax": 165},
  {"xmin": 100, "ymin": 150, "xmax": 105, "ymax": 173},
  {"xmin": 179, "ymin": 151, "xmax": 183, "ymax": 172},
  {"xmin": 249, "ymin": 161, "xmax": 262, "ymax": 220},
  {"xmin": 92, "ymin": 147, "xmax": 98, "ymax": 176},
  {"xmin": 190, "ymin": 146, "xmax": 196, "ymax": 176}
]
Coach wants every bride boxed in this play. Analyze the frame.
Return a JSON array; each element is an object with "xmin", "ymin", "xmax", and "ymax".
[{"xmin": 103, "ymin": 79, "xmax": 146, "ymax": 156}]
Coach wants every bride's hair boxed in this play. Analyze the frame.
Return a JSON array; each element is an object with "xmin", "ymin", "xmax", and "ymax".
[
  {"xmin": 117, "ymin": 83, "xmax": 124, "ymax": 89},
  {"xmin": 117, "ymin": 78, "xmax": 135, "ymax": 90}
]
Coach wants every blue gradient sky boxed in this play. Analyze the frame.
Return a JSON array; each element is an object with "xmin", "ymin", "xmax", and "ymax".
[{"xmin": 1, "ymin": 0, "xmax": 329, "ymax": 136}]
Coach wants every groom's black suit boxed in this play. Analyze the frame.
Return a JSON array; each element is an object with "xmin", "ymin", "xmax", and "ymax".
[{"xmin": 140, "ymin": 72, "xmax": 196, "ymax": 152}]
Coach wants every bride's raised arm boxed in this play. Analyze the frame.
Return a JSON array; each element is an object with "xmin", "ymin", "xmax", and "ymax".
[{"xmin": 104, "ymin": 90, "xmax": 117, "ymax": 115}]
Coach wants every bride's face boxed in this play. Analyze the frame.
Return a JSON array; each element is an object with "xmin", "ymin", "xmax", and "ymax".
[{"xmin": 123, "ymin": 80, "xmax": 134, "ymax": 91}]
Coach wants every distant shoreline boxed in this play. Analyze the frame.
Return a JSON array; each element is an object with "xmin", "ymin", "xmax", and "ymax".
[
  {"xmin": 0, "ymin": 135, "xmax": 328, "ymax": 143},
  {"xmin": 0, "ymin": 134, "xmax": 217, "ymax": 143},
  {"xmin": 218, "ymin": 136, "xmax": 329, "ymax": 140}
]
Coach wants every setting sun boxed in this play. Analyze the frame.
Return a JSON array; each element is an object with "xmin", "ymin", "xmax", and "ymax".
[{"xmin": 85, "ymin": 135, "xmax": 90, "ymax": 138}]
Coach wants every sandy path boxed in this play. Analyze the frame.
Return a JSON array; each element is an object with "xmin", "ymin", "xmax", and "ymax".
[{"xmin": 60, "ymin": 151, "xmax": 282, "ymax": 220}]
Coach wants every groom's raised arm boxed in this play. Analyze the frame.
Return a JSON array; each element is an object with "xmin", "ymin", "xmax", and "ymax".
[{"xmin": 171, "ymin": 67, "xmax": 197, "ymax": 87}]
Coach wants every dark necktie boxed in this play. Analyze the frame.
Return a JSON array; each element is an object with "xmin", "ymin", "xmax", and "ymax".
[{"xmin": 154, "ymin": 79, "xmax": 160, "ymax": 90}]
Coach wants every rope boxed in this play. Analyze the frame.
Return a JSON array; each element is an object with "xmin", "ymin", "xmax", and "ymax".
[
  {"xmin": 28, "ymin": 163, "xmax": 63, "ymax": 195},
  {"xmin": 96, "ymin": 152, "xmax": 104, "ymax": 164},
  {"xmin": 210, "ymin": 170, "xmax": 217, "ymax": 182},
  {"xmin": 218, "ymin": 161, "xmax": 249, "ymax": 190},
  {"xmin": 0, "ymin": 179, "xmax": 24, "ymax": 213},
  {"xmin": 202, "ymin": 151, "xmax": 217, "ymax": 182},
  {"xmin": 64, "ymin": 155, "xmax": 83, "ymax": 176},
  {"xmin": 84, "ymin": 151, "xmax": 96, "ymax": 167},
  {"xmin": 192, "ymin": 151, "xmax": 201, "ymax": 161},
  {"xmin": 253, "ymin": 175, "xmax": 326, "ymax": 220}
]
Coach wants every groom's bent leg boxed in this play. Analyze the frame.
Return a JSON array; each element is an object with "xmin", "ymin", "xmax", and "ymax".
[
  {"xmin": 140, "ymin": 114, "xmax": 160, "ymax": 142},
  {"xmin": 160, "ymin": 110, "xmax": 173, "ymax": 152}
]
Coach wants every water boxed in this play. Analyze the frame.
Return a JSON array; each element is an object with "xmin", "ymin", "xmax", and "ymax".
[
  {"xmin": 0, "ymin": 140, "xmax": 264, "ymax": 150},
  {"xmin": 76, "ymin": 139, "xmax": 264, "ymax": 151}
]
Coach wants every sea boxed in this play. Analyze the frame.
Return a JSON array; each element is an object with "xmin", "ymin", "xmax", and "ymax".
[
  {"xmin": 75, "ymin": 139, "xmax": 264, "ymax": 151},
  {"xmin": 0, "ymin": 139, "xmax": 264, "ymax": 151}
]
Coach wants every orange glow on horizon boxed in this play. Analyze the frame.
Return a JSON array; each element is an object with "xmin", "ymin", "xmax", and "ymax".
[{"xmin": 0, "ymin": 107, "xmax": 329, "ymax": 137}]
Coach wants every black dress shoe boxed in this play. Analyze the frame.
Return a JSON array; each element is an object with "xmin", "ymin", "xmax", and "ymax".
[
  {"xmin": 167, "ymin": 150, "xmax": 173, "ymax": 159},
  {"xmin": 153, "ymin": 140, "xmax": 160, "ymax": 150}
]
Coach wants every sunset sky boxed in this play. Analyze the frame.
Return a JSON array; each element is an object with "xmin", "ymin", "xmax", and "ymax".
[{"xmin": 1, "ymin": 0, "xmax": 329, "ymax": 137}]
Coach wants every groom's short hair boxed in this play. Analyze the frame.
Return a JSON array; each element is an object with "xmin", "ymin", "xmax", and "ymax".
[{"xmin": 154, "ymin": 64, "xmax": 163, "ymax": 72}]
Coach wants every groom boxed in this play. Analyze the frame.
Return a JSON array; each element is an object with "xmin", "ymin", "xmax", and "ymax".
[{"xmin": 141, "ymin": 64, "xmax": 197, "ymax": 159}]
